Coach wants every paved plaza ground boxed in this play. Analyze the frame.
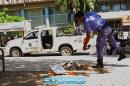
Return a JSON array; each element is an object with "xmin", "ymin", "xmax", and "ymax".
[{"xmin": 0, "ymin": 54, "xmax": 130, "ymax": 86}]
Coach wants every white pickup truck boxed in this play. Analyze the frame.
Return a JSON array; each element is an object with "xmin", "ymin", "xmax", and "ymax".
[{"xmin": 5, "ymin": 26, "xmax": 89, "ymax": 57}]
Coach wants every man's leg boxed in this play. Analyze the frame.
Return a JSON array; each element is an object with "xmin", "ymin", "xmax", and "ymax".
[
  {"xmin": 95, "ymin": 33, "xmax": 107, "ymax": 68},
  {"xmin": 109, "ymin": 45, "xmax": 115, "ymax": 55},
  {"xmin": 108, "ymin": 31, "xmax": 126, "ymax": 61}
]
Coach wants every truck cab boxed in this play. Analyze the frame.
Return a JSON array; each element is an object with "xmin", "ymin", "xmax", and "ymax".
[{"xmin": 5, "ymin": 26, "xmax": 89, "ymax": 57}]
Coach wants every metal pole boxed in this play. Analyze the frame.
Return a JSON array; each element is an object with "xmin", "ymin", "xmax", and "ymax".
[{"xmin": 0, "ymin": 48, "xmax": 5, "ymax": 72}]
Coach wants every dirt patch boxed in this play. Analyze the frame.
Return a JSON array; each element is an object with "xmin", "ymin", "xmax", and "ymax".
[{"xmin": 0, "ymin": 71, "xmax": 47, "ymax": 86}]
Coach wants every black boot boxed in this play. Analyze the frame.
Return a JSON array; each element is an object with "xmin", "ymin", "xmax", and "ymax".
[
  {"xmin": 93, "ymin": 59, "xmax": 104, "ymax": 68},
  {"xmin": 118, "ymin": 51, "xmax": 126, "ymax": 61}
]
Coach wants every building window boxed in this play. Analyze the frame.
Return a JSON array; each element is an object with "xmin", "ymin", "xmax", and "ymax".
[
  {"xmin": 49, "ymin": 8, "xmax": 68, "ymax": 26},
  {"xmin": 98, "ymin": 0, "xmax": 107, "ymax": 12},
  {"xmin": 55, "ymin": 10, "xmax": 68, "ymax": 26},
  {"xmin": 8, "ymin": 10, "xmax": 21, "ymax": 16},
  {"xmin": 49, "ymin": 8, "xmax": 55, "ymax": 26},
  {"xmin": 42, "ymin": 8, "xmax": 46, "ymax": 25},
  {"xmin": 98, "ymin": 0, "xmax": 127, "ymax": 12},
  {"xmin": 25, "ymin": 8, "xmax": 46, "ymax": 29},
  {"xmin": 120, "ymin": 0, "xmax": 127, "ymax": 10}
]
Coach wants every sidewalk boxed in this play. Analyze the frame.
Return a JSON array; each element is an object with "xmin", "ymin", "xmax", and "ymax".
[{"xmin": 0, "ymin": 55, "xmax": 130, "ymax": 86}]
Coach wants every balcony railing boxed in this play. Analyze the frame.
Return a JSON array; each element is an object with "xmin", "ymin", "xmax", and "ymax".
[{"xmin": 0, "ymin": 0, "xmax": 54, "ymax": 5}]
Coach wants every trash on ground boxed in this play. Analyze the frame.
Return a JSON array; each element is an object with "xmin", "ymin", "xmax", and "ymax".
[
  {"xmin": 61, "ymin": 61, "xmax": 93, "ymax": 71},
  {"xmin": 43, "ymin": 61, "xmax": 111, "ymax": 86},
  {"xmin": 48, "ymin": 61, "xmax": 111, "ymax": 76},
  {"xmin": 43, "ymin": 75, "xmax": 87, "ymax": 86}
]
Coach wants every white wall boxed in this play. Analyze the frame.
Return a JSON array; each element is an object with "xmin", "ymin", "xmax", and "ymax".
[
  {"xmin": 0, "ymin": 20, "xmax": 31, "ymax": 32},
  {"xmin": 98, "ymin": 11, "xmax": 130, "ymax": 19}
]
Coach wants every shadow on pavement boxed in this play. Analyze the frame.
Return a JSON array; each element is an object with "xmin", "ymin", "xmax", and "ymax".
[
  {"xmin": 76, "ymin": 60, "xmax": 129, "ymax": 68},
  {"xmin": 0, "ymin": 71, "xmax": 47, "ymax": 86},
  {"xmin": 17, "ymin": 52, "xmax": 90, "ymax": 57},
  {"xmin": 104, "ymin": 64, "xmax": 129, "ymax": 67},
  {"xmin": 26, "ymin": 53, "xmax": 61, "ymax": 57}
]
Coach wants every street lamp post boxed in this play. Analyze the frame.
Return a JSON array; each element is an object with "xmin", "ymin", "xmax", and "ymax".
[{"xmin": 0, "ymin": 48, "xmax": 5, "ymax": 72}]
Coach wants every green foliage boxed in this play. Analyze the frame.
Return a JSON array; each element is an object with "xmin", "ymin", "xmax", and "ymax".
[
  {"xmin": 55, "ymin": 0, "xmax": 98, "ymax": 23},
  {"xmin": 0, "ymin": 8, "xmax": 24, "ymax": 23},
  {"xmin": 63, "ymin": 23, "xmax": 75, "ymax": 34},
  {"xmin": 84, "ymin": 0, "xmax": 98, "ymax": 11},
  {"xmin": 55, "ymin": 0, "xmax": 69, "ymax": 13},
  {"xmin": 55, "ymin": 0, "xmax": 98, "ymax": 13}
]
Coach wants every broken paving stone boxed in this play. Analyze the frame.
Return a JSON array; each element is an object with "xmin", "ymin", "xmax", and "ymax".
[
  {"xmin": 17, "ymin": 78, "xmax": 34, "ymax": 83},
  {"xmin": 15, "ymin": 65, "xmax": 25, "ymax": 68},
  {"xmin": 32, "ymin": 75, "xmax": 37, "ymax": 78},
  {"xmin": 67, "ymin": 70, "xmax": 90, "ymax": 76},
  {"xmin": 93, "ymin": 67, "xmax": 111, "ymax": 73},
  {"xmin": 49, "ymin": 61, "xmax": 111, "ymax": 76},
  {"xmin": 50, "ymin": 64, "xmax": 67, "ymax": 75},
  {"xmin": 35, "ymin": 80, "xmax": 43, "ymax": 85},
  {"xmin": 5, "ymin": 64, "xmax": 10, "ymax": 66},
  {"xmin": 39, "ymin": 74, "xmax": 48, "ymax": 77},
  {"xmin": 62, "ymin": 61, "xmax": 93, "ymax": 71},
  {"xmin": 2, "ymin": 83, "xmax": 10, "ymax": 86},
  {"xmin": 17, "ymin": 61, "xmax": 21, "ymax": 63}
]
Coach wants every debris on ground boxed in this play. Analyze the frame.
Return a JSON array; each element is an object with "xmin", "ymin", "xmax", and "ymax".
[
  {"xmin": 43, "ymin": 75, "xmax": 87, "ymax": 86},
  {"xmin": 0, "ymin": 61, "xmax": 112, "ymax": 86},
  {"xmin": 50, "ymin": 64, "xmax": 67, "ymax": 74},
  {"xmin": 61, "ymin": 61, "xmax": 93, "ymax": 71},
  {"xmin": 62, "ymin": 61, "xmax": 111, "ymax": 74},
  {"xmin": 48, "ymin": 61, "xmax": 111, "ymax": 77},
  {"xmin": 44, "ymin": 61, "xmax": 112, "ymax": 86}
]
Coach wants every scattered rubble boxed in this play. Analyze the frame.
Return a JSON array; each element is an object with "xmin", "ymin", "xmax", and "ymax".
[
  {"xmin": 44, "ymin": 61, "xmax": 111, "ymax": 86},
  {"xmin": 61, "ymin": 61, "xmax": 93, "ymax": 71},
  {"xmin": 43, "ymin": 61, "xmax": 111, "ymax": 86},
  {"xmin": 48, "ymin": 61, "xmax": 111, "ymax": 76},
  {"xmin": 48, "ymin": 62, "xmax": 91, "ymax": 76}
]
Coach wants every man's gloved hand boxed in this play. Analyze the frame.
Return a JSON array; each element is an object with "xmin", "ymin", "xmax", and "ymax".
[
  {"xmin": 83, "ymin": 45, "xmax": 91, "ymax": 50},
  {"xmin": 83, "ymin": 45, "xmax": 87, "ymax": 50}
]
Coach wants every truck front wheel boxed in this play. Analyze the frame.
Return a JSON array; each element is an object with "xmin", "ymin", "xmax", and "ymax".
[
  {"xmin": 10, "ymin": 48, "xmax": 22, "ymax": 57},
  {"xmin": 60, "ymin": 46, "xmax": 73, "ymax": 56}
]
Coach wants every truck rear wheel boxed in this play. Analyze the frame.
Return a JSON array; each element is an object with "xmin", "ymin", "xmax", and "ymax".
[
  {"xmin": 10, "ymin": 48, "xmax": 22, "ymax": 57},
  {"xmin": 60, "ymin": 46, "xmax": 73, "ymax": 56}
]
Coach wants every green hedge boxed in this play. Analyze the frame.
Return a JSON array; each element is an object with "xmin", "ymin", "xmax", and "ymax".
[{"xmin": 0, "ymin": 8, "xmax": 24, "ymax": 23}]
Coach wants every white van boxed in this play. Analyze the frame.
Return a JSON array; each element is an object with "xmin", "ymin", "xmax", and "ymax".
[{"xmin": 5, "ymin": 26, "xmax": 89, "ymax": 57}]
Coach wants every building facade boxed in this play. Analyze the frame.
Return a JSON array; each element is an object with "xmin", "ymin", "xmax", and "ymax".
[
  {"xmin": 0, "ymin": 0, "xmax": 68, "ymax": 29},
  {"xmin": 0, "ymin": 0, "xmax": 130, "ymax": 30},
  {"xmin": 97, "ymin": 0, "xmax": 130, "ymax": 30}
]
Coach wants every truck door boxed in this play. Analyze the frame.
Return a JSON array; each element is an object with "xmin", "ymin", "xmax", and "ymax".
[
  {"xmin": 41, "ymin": 30, "xmax": 53, "ymax": 49},
  {"xmin": 22, "ymin": 31, "xmax": 40, "ymax": 53}
]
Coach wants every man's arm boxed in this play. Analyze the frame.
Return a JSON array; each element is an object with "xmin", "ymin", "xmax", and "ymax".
[{"xmin": 83, "ymin": 32, "xmax": 92, "ymax": 50}]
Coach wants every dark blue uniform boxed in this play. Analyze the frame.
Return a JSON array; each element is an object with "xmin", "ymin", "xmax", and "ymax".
[
  {"xmin": 84, "ymin": 11, "xmax": 122, "ymax": 60},
  {"xmin": 84, "ymin": 11, "xmax": 106, "ymax": 32}
]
